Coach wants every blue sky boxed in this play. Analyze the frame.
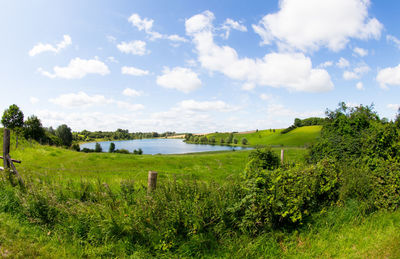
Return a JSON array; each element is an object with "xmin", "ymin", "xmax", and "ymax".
[{"xmin": 1, "ymin": 0, "xmax": 400, "ymax": 132}]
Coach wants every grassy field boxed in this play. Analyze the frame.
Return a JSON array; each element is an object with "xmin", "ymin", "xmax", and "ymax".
[
  {"xmin": 195, "ymin": 125, "xmax": 321, "ymax": 147},
  {"xmin": 2, "ymin": 133, "xmax": 307, "ymax": 186},
  {"xmin": 1, "ymin": 129, "xmax": 400, "ymax": 258}
]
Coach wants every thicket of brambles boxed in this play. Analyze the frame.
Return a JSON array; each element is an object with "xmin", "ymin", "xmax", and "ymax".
[{"xmin": 0, "ymin": 102, "xmax": 399, "ymax": 257}]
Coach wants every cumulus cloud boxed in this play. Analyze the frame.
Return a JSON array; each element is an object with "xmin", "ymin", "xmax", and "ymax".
[
  {"xmin": 221, "ymin": 18, "xmax": 247, "ymax": 39},
  {"xmin": 356, "ymin": 82, "xmax": 364, "ymax": 90},
  {"xmin": 117, "ymin": 40, "xmax": 149, "ymax": 55},
  {"xmin": 178, "ymin": 99, "xmax": 236, "ymax": 112},
  {"xmin": 121, "ymin": 66, "xmax": 149, "ymax": 76},
  {"xmin": 29, "ymin": 35, "xmax": 72, "ymax": 57},
  {"xmin": 185, "ymin": 11, "xmax": 333, "ymax": 92},
  {"xmin": 319, "ymin": 61, "xmax": 333, "ymax": 68},
  {"xmin": 387, "ymin": 35, "xmax": 400, "ymax": 49},
  {"xmin": 353, "ymin": 47, "xmax": 368, "ymax": 57},
  {"xmin": 267, "ymin": 103, "xmax": 323, "ymax": 118},
  {"xmin": 156, "ymin": 67, "xmax": 202, "ymax": 93},
  {"xmin": 252, "ymin": 0, "xmax": 382, "ymax": 52},
  {"xmin": 49, "ymin": 91, "xmax": 144, "ymax": 112},
  {"xmin": 336, "ymin": 57, "xmax": 350, "ymax": 68},
  {"xmin": 38, "ymin": 57, "xmax": 110, "ymax": 79},
  {"xmin": 49, "ymin": 91, "xmax": 109, "ymax": 108},
  {"xmin": 376, "ymin": 64, "xmax": 400, "ymax": 89},
  {"xmin": 343, "ymin": 65, "xmax": 370, "ymax": 80},
  {"xmin": 128, "ymin": 13, "xmax": 187, "ymax": 42},
  {"xmin": 122, "ymin": 88, "xmax": 143, "ymax": 97}
]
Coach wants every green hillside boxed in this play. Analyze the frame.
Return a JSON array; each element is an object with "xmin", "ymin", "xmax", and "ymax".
[{"xmin": 203, "ymin": 125, "xmax": 321, "ymax": 147}]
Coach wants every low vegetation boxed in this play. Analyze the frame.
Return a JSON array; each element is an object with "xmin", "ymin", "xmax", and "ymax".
[{"xmin": 0, "ymin": 102, "xmax": 399, "ymax": 257}]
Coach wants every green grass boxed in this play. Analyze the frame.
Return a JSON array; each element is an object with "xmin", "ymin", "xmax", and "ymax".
[
  {"xmin": 1, "ymin": 129, "xmax": 399, "ymax": 258},
  {"xmin": 201, "ymin": 125, "xmax": 321, "ymax": 147}
]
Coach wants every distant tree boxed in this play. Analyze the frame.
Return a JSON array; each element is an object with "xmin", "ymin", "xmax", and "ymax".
[
  {"xmin": 24, "ymin": 115, "xmax": 45, "ymax": 142},
  {"xmin": 241, "ymin": 138, "xmax": 248, "ymax": 145},
  {"xmin": 233, "ymin": 138, "xmax": 238, "ymax": 144},
  {"xmin": 138, "ymin": 148, "xmax": 143, "ymax": 155},
  {"xmin": 1, "ymin": 104, "xmax": 24, "ymax": 148},
  {"xmin": 294, "ymin": 118, "xmax": 302, "ymax": 127},
  {"xmin": 226, "ymin": 133, "xmax": 234, "ymax": 144},
  {"xmin": 109, "ymin": 142, "xmax": 115, "ymax": 153},
  {"xmin": 220, "ymin": 138, "xmax": 225, "ymax": 144},
  {"xmin": 95, "ymin": 142, "xmax": 102, "ymax": 152},
  {"xmin": 56, "ymin": 124, "xmax": 73, "ymax": 147},
  {"xmin": 209, "ymin": 136, "xmax": 216, "ymax": 144}
]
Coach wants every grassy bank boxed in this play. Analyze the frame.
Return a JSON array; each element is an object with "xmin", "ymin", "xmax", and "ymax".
[{"xmin": 187, "ymin": 126, "xmax": 321, "ymax": 147}]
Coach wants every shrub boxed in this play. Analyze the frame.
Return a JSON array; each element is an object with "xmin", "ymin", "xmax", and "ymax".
[
  {"xmin": 94, "ymin": 143, "xmax": 102, "ymax": 152},
  {"xmin": 241, "ymin": 138, "xmax": 248, "ymax": 145},
  {"xmin": 109, "ymin": 142, "xmax": 115, "ymax": 153}
]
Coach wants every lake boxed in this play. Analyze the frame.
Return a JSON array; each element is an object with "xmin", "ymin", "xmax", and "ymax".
[{"xmin": 80, "ymin": 138, "xmax": 251, "ymax": 155}]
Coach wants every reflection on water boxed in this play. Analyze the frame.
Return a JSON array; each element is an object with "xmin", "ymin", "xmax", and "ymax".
[{"xmin": 80, "ymin": 138, "xmax": 250, "ymax": 155}]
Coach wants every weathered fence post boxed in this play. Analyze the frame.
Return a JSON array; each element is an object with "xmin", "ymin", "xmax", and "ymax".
[
  {"xmin": 281, "ymin": 149, "xmax": 284, "ymax": 165},
  {"xmin": 148, "ymin": 171, "xmax": 158, "ymax": 193},
  {"xmin": 3, "ymin": 129, "xmax": 10, "ymax": 169}
]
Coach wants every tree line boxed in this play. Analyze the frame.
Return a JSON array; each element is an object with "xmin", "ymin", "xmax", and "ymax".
[{"xmin": 184, "ymin": 133, "xmax": 249, "ymax": 145}]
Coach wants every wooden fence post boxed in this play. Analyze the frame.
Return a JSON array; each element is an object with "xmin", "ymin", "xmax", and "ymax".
[
  {"xmin": 3, "ymin": 129, "xmax": 10, "ymax": 169},
  {"xmin": 281, "ymin": 149, "xmax": 284, "ymax": 165},
  {"xmin": 148, "ymin": 171, "xmax": 158, "ymax": 193}
]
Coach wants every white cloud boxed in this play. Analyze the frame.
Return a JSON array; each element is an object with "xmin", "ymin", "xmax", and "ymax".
[
  {"xmin": 115, "ymin": 101, "xmax": 144, "ymax": 111},
  {"xmin": 29, "ymin": 35, "xmax": 72, "ymax": 57},
  {"xmin": 343, "ymin": 65, "xmax": 370, "ymax": 80},
  {"xmin": 156, "ymin": 67, "xmax": 202, "ymax": 93},
  {"xmin": 252, "ymin": 0, "xmax": 382, "ymax": 52},
  {"xmin": 122, "ymin": 88, "xmax": 143, "ymax": 97},
  {"xmin": 242, "ymin": 82, "xmax": 255, "ymax": 91},
  {"xmin": 49, "ymin": 91, "xmax": 109, "ymax": 108},
  {"xmin": 221, "ymin": 18, "xmax": 247, "ymax": 39},
  {"xmin": 49, "ymin": 91, "xmax": 144, "ymax": 112},
  {"xmin": 117, "ymin": 40, "xmax": 149, "ymax": 55},
  {"xmin": 30, "ymin": 97, "xmax": 39, "ymax": 104},
  {"xmin": 336, "ymin": 57, "xmax": 350, "ymax": 68},
  {"xmin": 178, "ymin": 99, "xmax": 235, "ymax": 112},
  {"xmin": 387, "ymin": 104, "xmax": 400, "ymax": 111},
  {"xmin": 107, "ymin": 56, "xmax": 118, "ymax": 63},
  {"xmin": 106, "ymin": 35, "xmax": 117, "ymax": 43},
  {"xmin": 185, "ymin": 11, "xmax": 333, "ymax": 93},
  {"xmin": 319, "ymin": 61, "xmax": 333, "ymax": 68},
  {"xmin": 387, "ymin": 35, "xmax": 400, "ymax": 49},
  {"xmin": 38, "ymin": 57, "xmax": 110, "ymax": 79},
  {"xmin": 128, "ymin": 13, "xmax": 187, "ymax": 42},
  {"xmin": 353, "ymin": 47, "xmax": 368, "ymax": 57},
  {"xmin": 356, "ymin": 81, "xmax": 364, "ymax": 90},
  {"xmin": 121, "ymin": 66, "xmax": 149, "ymax": 76},
  {"xmin": 376, "ymin": 64, "xmax": 400, "ymax": 89},
  {"xmin": 267, "ymin": 103, "xmax": 323, "ymax": 118},
  {"xmin": 260, "ymin": 93, "xmax": 272, "ymax": 100}
]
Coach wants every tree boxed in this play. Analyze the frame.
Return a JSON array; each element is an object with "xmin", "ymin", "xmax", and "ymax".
[
  {"xmin": 109, "ymin": 142, "xmax": 116, "ymax": 153},
  {"xmin": 2, "ymin": 104, "xmax": 24, "ymax": 148},
  {"xmin": 241, "ymin": 138, "xmax": 248, "ymax": 145},
  {"xmin": 95, "ymin": 142, "xmax": 102, "ymax": 152},
  {"xmin": 1, "ymin": 104, "xmax": 24, "ymax": 129},
  {"xmin": 24, "ymin": 115, "xmax": 45, "ymax": 142},
  {"xmin": 56, "ymin": 124, "xmax": 73, "ymax": 147},
  {"xmin": 233, "ymin": 138, "xmax": 238, "ymax": 144}
]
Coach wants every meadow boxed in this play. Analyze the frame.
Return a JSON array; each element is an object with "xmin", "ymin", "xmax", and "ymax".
[
  {"xmin": 188, "ymin": 125, "xmax": 322, "ymax": 147},
  {"xmin": 1, "ymin": 113, "xmax": 400, "ymax": 258}
]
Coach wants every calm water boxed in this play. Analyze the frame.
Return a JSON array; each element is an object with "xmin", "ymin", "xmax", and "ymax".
[{"xmin": 80, "ymin": 138, "xmax": 250, "ymax": 155}]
